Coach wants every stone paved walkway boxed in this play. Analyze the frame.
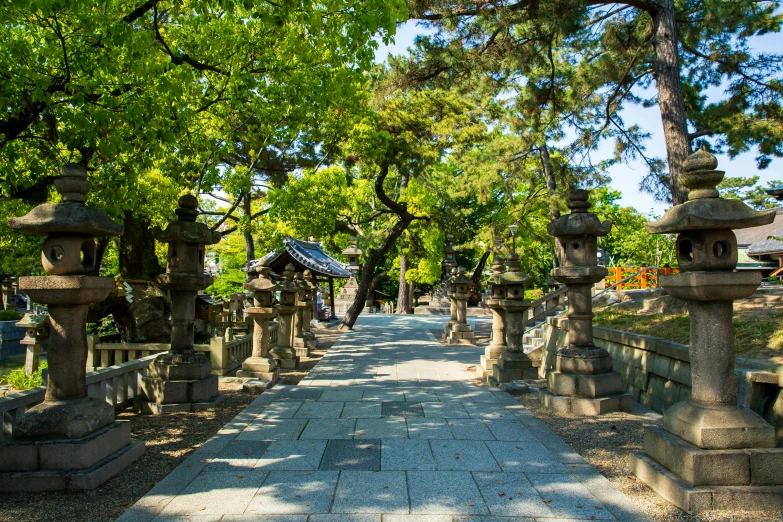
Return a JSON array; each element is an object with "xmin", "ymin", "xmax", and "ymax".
[{"xmin": 118, "ymin": 315, "xmax": 650, "ymax": 522}]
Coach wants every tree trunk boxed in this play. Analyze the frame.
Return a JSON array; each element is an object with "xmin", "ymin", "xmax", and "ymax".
[
  {"xmin": 396, "ymin": 173, "xmax": 412, "ymax": 314},
  {"xmin": 340, "ymin": 215, "xmax": 413, "ymax": 329},
  {"xmin": 471, "ymin": 251, "xmax": 490, "ymax": 285},
  {"xmin": 650, "ymin": 0, "xmax": 690, "ymax": 205},
  {"xmin": 114, "ymin": 211, "xmax": 171, "ymax": 343},
  {"xmin": 242, "ymin": 192, "xmax": 255, "ymax": 282}
]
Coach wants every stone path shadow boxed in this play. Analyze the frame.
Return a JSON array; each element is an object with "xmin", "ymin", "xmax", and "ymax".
[{"xmin": 117, "ymin": 314, "xmax": 651, "ymax": 522}]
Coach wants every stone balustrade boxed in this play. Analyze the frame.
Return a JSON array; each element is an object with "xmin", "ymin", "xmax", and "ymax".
[
  {"xmin": 1, "ymin": 354, "xmax": 158, "ymax": 442},
  {"xmin": 87, "ymin": 324, "xmax": 278, "ymax": 376}
]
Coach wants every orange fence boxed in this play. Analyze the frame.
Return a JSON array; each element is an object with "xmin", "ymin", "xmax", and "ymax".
[{"xmin": 603, "ymin": 267, "xmax": 679, "ymax": 290}]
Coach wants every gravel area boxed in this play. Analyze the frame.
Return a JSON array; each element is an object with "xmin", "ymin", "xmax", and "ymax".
[
  {"xmin": 513, "ymin": 382, "xmax": 783, "ymax": 522},
  {"xmin": 0, "ymin": 324, "xmax": 343, "ymax": 522}
]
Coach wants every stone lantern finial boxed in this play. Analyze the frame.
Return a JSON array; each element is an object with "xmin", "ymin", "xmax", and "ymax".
[{"xmin": 630, "ymin": 151, "xmax": 782, "ymax": 512}]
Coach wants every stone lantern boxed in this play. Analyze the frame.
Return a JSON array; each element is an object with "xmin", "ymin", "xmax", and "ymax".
[
  {"xmin": 16, "ymin": 313, "xmax": 49, "ymax": 375},
  {"xmin": 137, "ymin": 195, "xmax": 222, "ymax": 414},
  {"xmin": 237, "ymin": 259, "xmax": 280, "ymax": 392},
  {"xmin": 442, "ymin": 267, "xmax": 458, "ymax": 337},
  {"xmin": 630, "ymin": 150, "xmax": 783, "ymax": 513},
  {"xmin": 480, "ymin": 254, "xmax": 507, "ymax": 382},
  {"xmin": 302, "ymin": 269, "xmax": 318, "ymax": 349},
  {"xmin": 292, "ymin": 271, "xmax": 310, "ymax": 358},
  {"xmin": 343, "ymin": 237, "xmax": 362, "ymax": 274},
  {"xmin": 1, "ymin": 163, "xmax": 144, "ymax": 491},
  {"xmin": 0, "ymin": 275, "xmax": 14, "ymax": 310},
  {"xmin": 446, "ymin": 267, "xmax": 476, "ymax": 345},
  {"xmin": 491, "ymin": 253, "xmax": 535, "ymax": 383},
  {"xmin": 336, "ymin": 237, "xmax": 362, "ymax": 314},
  {"xmin": 269, "ymin": 264, "xmax": 300, "ymax": 369},
  {"xmin": 539, "ymin": 189, "xmax": 629, "ymax": 415}
]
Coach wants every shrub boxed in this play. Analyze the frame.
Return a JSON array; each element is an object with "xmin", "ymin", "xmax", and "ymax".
[
  {"xmin": 1, "ymin": 361, "xmax": 48, "ymax": 391},
  {"xmin": 0, "ymin": 309, "xmax": 22, "ymax": 321}
]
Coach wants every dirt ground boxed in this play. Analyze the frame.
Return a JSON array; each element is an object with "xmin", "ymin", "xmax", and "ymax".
[{"xmin": 0, "ymin": 323, "xmax": 343, "ymax": 522}]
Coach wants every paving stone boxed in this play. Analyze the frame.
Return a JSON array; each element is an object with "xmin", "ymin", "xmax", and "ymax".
[
  {"xmin": 381, "ymin": 439, "xmax": 436, "ymax": 470},
  {"xmin": 310, "ymin": 515, "xmax": 381, "ymax": 522},
  {"xmin": 485, "ymin": 441, "xmax": 568, "ymax": 473},
  {"xmin": 408, "ymin": 470, "xmax": 489, "ymax": 515},
  {"xmin": 319, "ymin": 439, "xmax": 381, "ymax": 471},
  {"xmin": 526, "ymin": 473, "xmax": 615, "ymax": 520},
  {"xmin": 279, "ymin": 388, "xmax": 324, "ymax": 401},
  {"xmin": 331, "ymin": 470, "xmax": 409, "ymax": 513},
  {"xmin": 260, "ymin": 401, "xmax": 303, "ymax": 419},
  {"xmin": 483, "ymin": 420, "xmax": 536, "ymax": 442},
  {"xmin": 294, "ymin": 401, "xmax": 345, "ymax": 418},
  {"xmin": 341, "ymin": 402, "xmax": 382, "ymax": 418},
  {"xmin": 220, "ymin": 516, "xmax": 307, "ymax": 522},
  {"xmin": 462, "ymin": 402, "xmax": 513, "ymax": 420},
  {"xmin": 159, "ymin": 471, "xmax": 268, "ymax": 516},
  {"xmin": 451, "ymin": 517, "xmax": 536, "ymax": 522},
  {"xmin": 382, "ymin": 401, "xmax": 425, "ymax": 417},
  {"xmin": 404, "ymin": 389, "xmax": 437, "ymax": 402},
  {"xmin": 363, "ymin": 390, "xmax": 406, "ymax": 402},
  {"xmin": 472, "ymin": 472, "xmax": 553, "ymax": 517},
  {"xmin": 406, "ymin": 418, "xmax": 453, "ymax": 440},
  {"xmin": 429, "ymin": 440, "xmax": 501, "ymax": 471},
  {"xmin": 254, "ymin": 440, "xmax": 327, "ymax": 471},
  {"xmin": 355, "ymin": 418, "xmax": 409, "ymax": 439},
  {"xmin": 382, "ymin": 516, "xmax": 452, "ymax": 522},
  {"xmin": 299, "ymin": 419, "xmax": 356, "ymax": 440},
  {"xmin": 153, "ymin": 516, "xmax": 224, "ymax": 522},
  {"xmin": 421, "ymin": 402, "xmax": 470, "ymax": 418},
  {"xmin": 447, "ymin": 419, "xmax": 495, "ymax": 440},
  {"xmin": 237, "ymin": 419, "xmax": 309, "ymax": 441},
  {"xmin": 204, "ymin": 440, "xmax": 271, "ymax": 471},
  {"xmin": 248, "ymin": 470, "xmax": 339, "ymax": 514},
  {"xmin": 319, "ymin": 390, "xmax": 364, "ymax": 402}
]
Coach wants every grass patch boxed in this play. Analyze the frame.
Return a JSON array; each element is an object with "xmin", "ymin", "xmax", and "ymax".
[{"xmin": 594, "ymin": 308, "xmax": 783, "ymax": 362}]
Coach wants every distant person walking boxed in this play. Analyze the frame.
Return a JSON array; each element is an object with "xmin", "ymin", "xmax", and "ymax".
[{"xmin": 316, "ymin": 286, "xmax": 323, "ymax": 320}]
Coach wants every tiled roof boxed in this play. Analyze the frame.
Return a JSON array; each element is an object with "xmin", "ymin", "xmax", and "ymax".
[
  {"xmin": 247, "ymin": 236, "xmax": 352, "ymax": 278},
  {"xmin": 735, "ymin": 207, "xmax": 783, "ymax": 255}
]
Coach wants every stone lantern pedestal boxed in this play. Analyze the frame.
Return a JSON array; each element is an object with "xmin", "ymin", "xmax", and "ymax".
[
  {"xmin": 302, "ymin": 270, "xmax": 318, "ymax": 349},
  {"xmin": 16, "ymin": 313, "xmax": 48, "ymax": 375},
  {"xmin": 442, "ymin": 268, "xmax": 458, "ymax": 338},
  {"xmin": 237, "ymin": 260, "xmax": 280, "ymax": 392},
  {"xmin": 137, "ymin": 196, "xmax": 223, "ymax": 415},
  {"xmin": 491, "ymin": 254, "xmax": 536, "ymax": 384},
  {"xmin": 540, "ymin": 190, "xmax": 629, "ymax": 416},
  {"xmin": 480, "ymin": 256, "xmax": 507, "ymax": 381},
  {"xmin": 0, "ymin": 164, "xmax": 144, "ymax": 491},
  {"xmin": 292, "ymin": 272, "xmax": 310, "ymax": 358},
  {"xmin": 629, "ymin": 151, "xmax": 783, "ymax": 513},
  {"xmin": 446, "ymin": 267, "xmax": 476, "ymax": 345},
  {"xmin": 269, "ymin": 265, "xmax": 301, "ymax": 370}
]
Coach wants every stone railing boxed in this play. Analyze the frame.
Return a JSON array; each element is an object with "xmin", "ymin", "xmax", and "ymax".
[
  {"xmin": 537, "ymin": 316, "xmax": 782, "ymax": 418},
  {"xmin": 523, "ymin": 286, "xmax": 567, "ymax": 326},
  {"xmin": 0, "ymin": 354, "xmax": 157, "ymax": 441}
]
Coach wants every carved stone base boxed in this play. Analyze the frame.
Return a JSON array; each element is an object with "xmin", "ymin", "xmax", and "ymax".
[
  {"xmin": 242, "ymin": 379, "xmax": 275, "ymax": 395},
  {"xmin": 491, "ymin": 352, "xmax": 538, "ymax": 384},
  {"xmin": 135, "ymin": 394, "xmax": 223, "ymax": 415},
  {"xmin": 274, "ymin": 357, "xmax": 300, "ymax": 370},
  {"xmin": 446, "ymin": 328, "xmax": 475, "ymax": 345},
  {"xmin": 664, "ymin": 401, "xmax": 775, "ymax": 450},
  {"xmin": 0, "ymin": 421, "xmax": 144, "ymax": 491},
  {"xmin": 539, "ymin": 389, "xmax": 630, "ymax": 416},
  {"xmin": 630, "ymin": 452, "xmax": 783, "ymax": 513}
]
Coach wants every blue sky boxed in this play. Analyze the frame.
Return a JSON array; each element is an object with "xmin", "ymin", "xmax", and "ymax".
[{"xmin": 375, "ymin": 21, "xmax": 783, "ymax": 215}]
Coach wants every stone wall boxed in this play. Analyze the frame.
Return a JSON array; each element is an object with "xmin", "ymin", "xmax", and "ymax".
[{"xmin": 539, "ymin": 316, "xmax": 782, "ymax": 415}]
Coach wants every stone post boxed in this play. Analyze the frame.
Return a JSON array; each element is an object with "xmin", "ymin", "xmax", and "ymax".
[
  {"xmin": 480, "ymin": 255, "xmax": 507, "ymax": 382},
  {"xmin": 1, "ymin": 163, "xmax": 144, "ymax": 492},
  {"xmin": 138, "ymin": 195, "xmax": 223, "ymax": 415},
  {"xmin": 446, "ymin": 267, "xmax": 476, "ymax": 345},
  {"xmin": 237, "ymin": 259, "xmax": 280, "ymax": 392},
  {"xmin": 292, "ymin": 272, "xmax": 310, "ymax": 358},
  {"xmin": 442, "ymin": 267, "xmax": 458, "ymax": 337},
  {"xmin": 302, "ymin": 269, "xmax": 318, "ymax": 349},
  {"xmin": 0, "ymin": 276, "xmax": 13, "ymax": 310},
  {"xmin": 269, "ymin": 264, "xmax": 300, "ymax": 370},
  {"xmin": 491, "ymin": 253, "xmax": 536, "ymax": 383},
  {"xmin": 16, "ymin": 313, "xmax": 48, "ymax": 375},
  {"xmin": 539, "ymin": 189, "xmax": 629, "ymax": 415},
  {"xmin": 630, "ymin": 150, "xmax": 783, "ymax": 513}
]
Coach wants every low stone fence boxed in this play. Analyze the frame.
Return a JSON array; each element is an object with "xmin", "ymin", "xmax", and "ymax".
[
  {"xmin": 87, "ymin": 323, "xmax": 279, "ymax": 376},
  {"xmin": 0, "ymin": 354, "xmax": 157, "ymax": 441},
  {"xmin": 537, "ymin": 316, "xmax": 782, "ymax": 417}
]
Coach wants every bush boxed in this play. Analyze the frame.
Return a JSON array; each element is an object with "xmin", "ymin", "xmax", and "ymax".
[
  {"xmin": 2, "ymin": 361, "xmax": 48, "ymax": 391},
  {"xmin": 0, "ymin": 309, "xmax": 22, "ymax": 321}
]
